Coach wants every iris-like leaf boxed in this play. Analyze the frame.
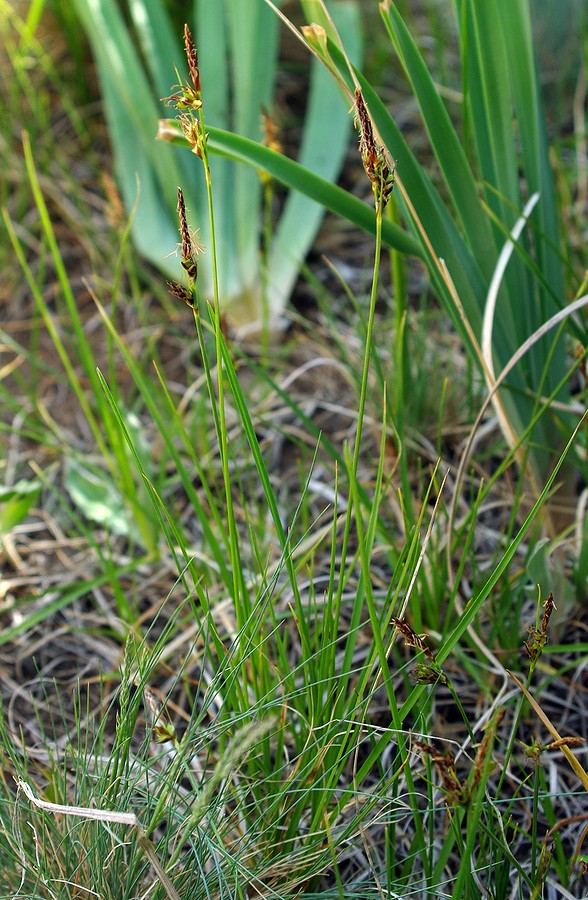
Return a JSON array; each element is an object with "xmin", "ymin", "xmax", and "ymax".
[{"xmin": 70, "ymin": 0, "xmax": 365, "ymax": 328}]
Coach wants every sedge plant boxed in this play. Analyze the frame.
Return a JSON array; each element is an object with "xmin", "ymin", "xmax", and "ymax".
[
  {"xmin": 3, "ymin": 5, "xmax": 588, "ymax": 899},
  {"xmin": 163, "ymin": 0, "xmax": 587, "ymax": 532}
]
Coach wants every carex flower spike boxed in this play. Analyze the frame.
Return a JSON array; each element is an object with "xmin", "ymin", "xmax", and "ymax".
[
  {"xmin": 524, "ymin": 591, "xmax": 556, "ymax": 669},
  {"xmin": 177, "ymin": 186, "xmax": 199, "ymax": 282},
  {"xmin": 162, "ymin": 24, "xmax": 206, "ymax": 158},
  {"xmin": 166, "ymin": 279, "xmax": 194, "ymax": 309},
  {"xmin": 354, "ymin": 88, "xmax": 395, "ymax": 209},
  {"xmin": 166, "ymin": 187, "xmax": 203, "ymax": 308},
  {"xmin": 183, "ymin": 23, "xmax": 201, "ymax": 96}
]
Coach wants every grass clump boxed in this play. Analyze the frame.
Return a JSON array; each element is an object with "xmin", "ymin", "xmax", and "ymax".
[{"xmin": 1, "ymin": 2, "xmax": 587, "ymax": 899}]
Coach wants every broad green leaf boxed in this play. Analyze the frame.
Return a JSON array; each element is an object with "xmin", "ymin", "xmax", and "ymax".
[
  {"xmin": 71, "ymin": 0, "xmax": 189, "ymax": 278},
  {"xmin": 381, "ymin": 2, "xmax": 497, "ymax": 276},
  {"xmin": 65, "ymin": 459, "xmax": 138, "ymax": 540},
  {"xmin": 319, "ymin": 5, "xmax": 572, "ymax": 483},
  {"xmin": 159, "ymin": 122, "xmax": 423, "ymax": 258},
  {"xmin": 0, "ymin": 479, "xmax": 41, "ymax": 536},
  {"xmin": 457, "ymin": 0, "xmax": 569, "ymax": 467},
  {"xmin": 268, "ymin": 1, "xmax": 364, "ymax": 317}
]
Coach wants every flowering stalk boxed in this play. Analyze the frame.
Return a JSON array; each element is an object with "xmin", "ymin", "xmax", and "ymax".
[
  {"xmin": 349, "ymin": 89, "xmax": 394, "ymax": 476},
  {"xmin": 164, "ymin": 24, "xmax": 246, "ymax": 624},
  {"xmin": 166, "ymin": 187, "xmax": 204, "ymax": 307},
  {"xmin": 392, "ymin": 614, "xmax": 476, "ymax": 744},
  {"xmin": 524, "ymin": 591, "xmax": 556, "ymax": 673},
  {"xmin": 334, "ymin": 87, "xmax": 401, "ymax": 740}
]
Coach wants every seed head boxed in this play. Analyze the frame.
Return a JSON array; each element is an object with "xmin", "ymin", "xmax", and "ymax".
[
  {"xmin": 354, "ymin": 88, "xmax": 395, "ymax": 208},
  {"xmin": 524, "ymin": 592, "xmax": 556, "ymax": 663},
  {"xmin": 541, "ymin": 592, "xmax": 556, "ymax": 634},
  {"xmin": 161, "ymin": 25, "xmax": 201, "ymax": 113},
  {"xmin": 469, "ymin": 709, "xmax": 502, "ymax": 792},
  {"xmin": 177, "ymin": 187, "xmax": 199, "ymax": 282},
  {"xmin": 413, "ymin": 739, "xmax": 467, "ymax": 806},
  {"xmin": 167, "ymin": 280, "xmax": 194, "ymax": 308},
  {"xmin": 392, "ymin": 616, "xmax": 436, "ymax": 664},
  {"xmin": 179, "ymin": 112, "xmax": 206, "ymax": 158},
  {"xmin": 184, "ymin": 23, "xmax": 201, "ymax": 96}
]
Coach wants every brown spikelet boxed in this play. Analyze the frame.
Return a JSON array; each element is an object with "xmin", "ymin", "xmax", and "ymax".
[
  {"xmin": 413, "ymin": 739, "xmax": 467, "ymax": 806},
  {"xmin": 469, "ymin": 708, "xmax": 502, "ymax": 794},
  {"xmin": 184, "ymin": 24, "xmax": 201, "ymax": 95},
  {"xmin": 177, "ymin": 187, "xmax": 192, "ymax": 260},
  {"xmin": 354, "ymin": 88, "xmax": 395, "ymax": 208},
  {"xmin": 541, "ymin": 592, "xmax": 556, "ymax": 634},
  {"xmin": 355, "ymin": 89, "xmax": 378, "ymax": 180},
  {"xmin": 392, "ymin": 617, "xmax": 436, "ymax": 664},
  {"xmin": 524, "ymin": 592, "xmax": 556, "ymax": 663},
  {"xmin": 166, "ymin": 280, "xmax": 194, "ymax": 308},
  {"xmin": 161, "ymin": 25, "xmax": 201, "ymax": 112},
  {"xmin": 177, "ymin": 187, "xmax": 198, "ymax": 281},
  {"xmin": 545, "ymin": 736, "xmax": 585, "ymax": 752},
  {"xmin": 261, "ymin": 106, "xmax": 283, "ymax": 155}
]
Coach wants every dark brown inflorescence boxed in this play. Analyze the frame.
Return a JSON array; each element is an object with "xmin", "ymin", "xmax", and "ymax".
[{"xmin": 354, "ymin": 88, "xmax": 395, "ymax": 208}]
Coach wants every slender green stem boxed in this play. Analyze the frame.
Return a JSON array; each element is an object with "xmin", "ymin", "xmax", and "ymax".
[
  {"xmin": 197, "ymin": 106, "xmax": 250, "ymax": 627},
  {"xmin": 352, "ymin": 196, "xmax": 384, "ymax": 475},
  {"xmin": 336, "ymin": 193, "xmax": 385, "ymax": 684}
]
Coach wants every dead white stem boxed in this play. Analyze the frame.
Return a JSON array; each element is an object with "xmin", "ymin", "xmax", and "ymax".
[
  {"xmin": 452, "ymin": 291, "xmax": 588, "ymax": 542},
  {"xmin": 17, "ymin": 780, "xmax": 181, "ymax": 900},
  {"xmin": 394, "ymin": 467, "xmax": 449, "ymax": 628},
  {"xmin": 481, "ymin": 192, "xmax": 540, "ymax": 454}
]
